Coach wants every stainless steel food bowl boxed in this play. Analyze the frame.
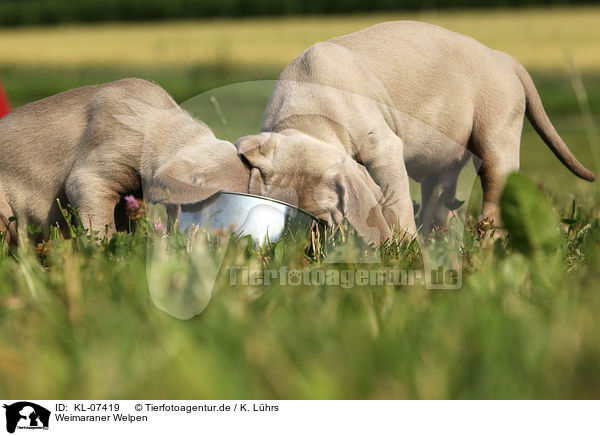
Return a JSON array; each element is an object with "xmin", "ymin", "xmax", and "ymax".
[{"xmin": 178, "ymin": 191, "xmax": 320, "ymax": 244}]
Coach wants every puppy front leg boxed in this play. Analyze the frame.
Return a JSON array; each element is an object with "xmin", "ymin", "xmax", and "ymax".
[
  {"xmin": 65, "ymin": 172, "xmax": 119, "ymax": 237},
  {"xmin": 358, "ymin": 133, "xmax": 417, "ymax": 238}
]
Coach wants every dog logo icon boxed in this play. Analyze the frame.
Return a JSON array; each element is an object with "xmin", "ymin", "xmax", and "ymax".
[{"xmin": 3, "ymin": 402, "xmax": 50, "ymax": 434}]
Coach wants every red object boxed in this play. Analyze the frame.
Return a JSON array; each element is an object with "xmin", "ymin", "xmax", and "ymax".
[{"xmin": 0, "ymin": 80, "xmax": 10, "ymax": 119}]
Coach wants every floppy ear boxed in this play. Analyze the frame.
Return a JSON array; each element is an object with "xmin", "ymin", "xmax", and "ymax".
[
  {"xmin": 247, "ymin": 168, "xmax": 265, "ymax": 195},
  {"xmin": 235, "ymin": 132, "xmax": 277, "ymax": 172},
  {"xmin": 336, "ymin": 162, "xmax": 391, "ymax": 246},
  {"xmin": 147, "ymin": 141, "xmax": 250, "ymax": 205}
]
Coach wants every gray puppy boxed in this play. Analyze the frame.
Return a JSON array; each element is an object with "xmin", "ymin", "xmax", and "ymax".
[
  {"xmin": 0, "ymin": 78, "xmax": 248, "ymax": 245},
  {"xmin": 236, "ymin": 21, "xmax": 596, "ymax": 244}
]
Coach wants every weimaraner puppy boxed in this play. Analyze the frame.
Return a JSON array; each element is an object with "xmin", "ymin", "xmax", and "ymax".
[
  {"xmin": 236, "ymin": 21, "xmax": 596, "ymax": 244},
  {"xmin": 0, "ymin": 78, "xmax": 248, "ymax": 245}
]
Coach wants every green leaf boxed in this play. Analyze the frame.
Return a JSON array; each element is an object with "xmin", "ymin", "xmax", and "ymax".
[{"xmin": 500, "ymin": 173, "xmax": 561, "ymax": 255}]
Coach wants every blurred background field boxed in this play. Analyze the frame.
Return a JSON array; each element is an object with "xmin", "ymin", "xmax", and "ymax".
[
  {"xmin": 1, "ymin": 5, "xmax": 600, "ymax": 399},
  {"xmin": 1, "ymin": 7, "xmax": 600, "ymax": 71}
]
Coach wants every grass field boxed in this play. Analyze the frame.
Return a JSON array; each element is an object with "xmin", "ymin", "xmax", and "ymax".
[
  {"xmin": 1, "ymin": 7, "xmax": 600, "ymax": 71},
  {"xmin": 1, "ymin": 7, "xmax": 600, "ymax": 399}
]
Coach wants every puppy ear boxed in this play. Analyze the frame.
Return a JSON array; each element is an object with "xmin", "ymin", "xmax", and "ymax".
[
  {"xmin": 336, "ymin": 162, "xmax": 391, "ymax": 246},
  {"xmin": 235, "ymin": 132, "xmax": 277, "ymax": 172},
  {"xmin": 248, "ymin": 168, "xmax": 265, "ymax": 195},
  {"xmin": 147, "ymin": 141, "xmax": 249, "ymax": 205}
]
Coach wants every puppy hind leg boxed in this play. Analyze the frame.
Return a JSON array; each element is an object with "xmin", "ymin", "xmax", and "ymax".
[
  {"xmin": 419, "ymin": 158, "xmax": 468, "ymax": 235},
  {"xmin": 436, "ymin": 171, "xmax": 464, "ymax": 226},
  {"xmin": 418, "ymin": 176, "xmax": 440, "ymax": 235},
  {"xmin": 477, "ymin": 145, "xmax": 520, "ymax": 237},
  {"xmin": 471, "ymin": 100, "xmax": 524, "ymax": 230}
]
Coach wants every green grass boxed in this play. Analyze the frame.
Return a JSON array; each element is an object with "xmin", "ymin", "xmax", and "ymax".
[{"xmin": 1, "ymin": 181, "xmax": 600, "ymax": 399}]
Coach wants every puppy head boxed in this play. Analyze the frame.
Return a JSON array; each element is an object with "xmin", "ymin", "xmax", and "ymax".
[
  {"xmin": 147, "ymin": 138, "xmax": 250, "ymax": 205},
  {"xmin": 236, "ymin": 131, "xmax": 391, "ymax": 245}
]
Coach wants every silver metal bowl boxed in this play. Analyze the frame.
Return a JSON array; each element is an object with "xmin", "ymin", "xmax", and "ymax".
[{"xmin": 178, "ymin": 191, "xmax": 320, "ymax": 244}]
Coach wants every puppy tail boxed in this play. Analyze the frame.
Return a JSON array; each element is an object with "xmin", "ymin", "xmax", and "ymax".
[{"xmin": 508, "ymin": 55, "xmax": 596, "ymax": 182}]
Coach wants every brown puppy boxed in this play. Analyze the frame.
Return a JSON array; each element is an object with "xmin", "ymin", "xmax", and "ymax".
[
  {"xmin": 237, "ymin": 21, "xmax": 595, "ymax": 244},
  {"xmin": 0, "ymin": 78, "xmax": 248, "ymax": 244}
]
